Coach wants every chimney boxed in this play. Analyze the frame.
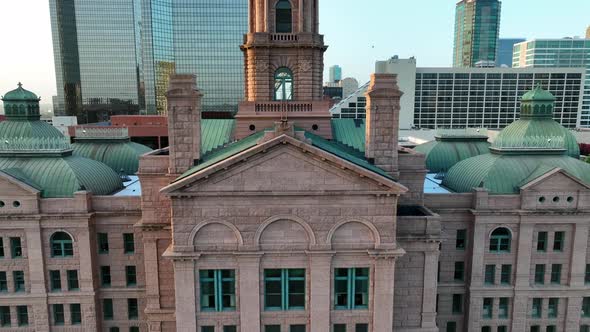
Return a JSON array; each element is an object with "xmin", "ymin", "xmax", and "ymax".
[
  {"xmin": 364, "ymin": 73, "xmax": 403, "ymax": 179},
  {"xmin": 166, "ymin": 74, "xmax": 202, "ymax": 175}
]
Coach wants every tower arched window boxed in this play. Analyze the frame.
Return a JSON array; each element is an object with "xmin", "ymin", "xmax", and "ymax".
[
  {"xmin": 274, "ymin": 67, "xmax": 293, "ymax": 101},
  {"xmin": 275, "ymin": 0, "xmax": 292, "ymax": 33},
  {"xmin": 489, "ymin": 228, "xmax": 511, "ymax": 253},
  {"xmin": 51, "ymin": 232, "xmax": 74, "ymax": 257}
]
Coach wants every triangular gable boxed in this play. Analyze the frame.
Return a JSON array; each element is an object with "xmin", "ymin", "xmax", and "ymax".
[
  {"xmin": 520, "ymin": 167, "xmax": 590, "ymax": 192},
  {"xmin": 0, "ymin": 169, "xmax": 41, "ymax": 197},
  {"xmin": 161, "ymin": 134, "xmax": 407, "ymax": 195}
]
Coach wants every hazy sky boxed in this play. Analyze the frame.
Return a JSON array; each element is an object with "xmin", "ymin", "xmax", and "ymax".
[{"xmin": 0, "ymin": 0, "xmax": 589, "ymax": 104}]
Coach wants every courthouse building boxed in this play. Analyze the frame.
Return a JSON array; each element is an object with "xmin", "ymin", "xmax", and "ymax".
[{"xmin": 2, "ymin": 1, "xmax": 590, "ymax": 332}]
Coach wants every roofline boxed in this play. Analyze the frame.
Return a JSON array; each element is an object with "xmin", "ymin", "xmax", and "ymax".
[{"xmin": 520, "ymin": 167, "xmax": 590, "ymax": 191}]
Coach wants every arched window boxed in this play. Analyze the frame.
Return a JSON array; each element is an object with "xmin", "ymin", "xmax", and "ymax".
[
  {"xmin": 489, "ymin": 228, "xmax": 511, "ymax": 253},
  {"xmin": 274, "ymin": 67, "xmax": 293, "ymax": 101},
  {"xmin": 51, "ymin": 232, "xmax": 74, "ymax": 257},
  {"xmin": 275, "ymin": 0, "xmax": 292, "ymax": 33}
]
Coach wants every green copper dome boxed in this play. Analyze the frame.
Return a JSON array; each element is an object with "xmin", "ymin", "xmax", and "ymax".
[
  {"xmin": 443, "ymin": 87, "xmax": 587, "ymax": 194},
  {"xmin": 414, "ymin": 133, "xmax": 490, "ymax": 173},
  {"xmin": 2, "ymin": 83, "xmax": 39, "ymax": 101}
]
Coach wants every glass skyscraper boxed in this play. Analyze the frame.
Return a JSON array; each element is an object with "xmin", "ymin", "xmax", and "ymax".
[
  {"xmin": 496, "ymin": 38, "xmax": 525, "ymax": 67},
  {"xmin": 51, "ymin": 0, "xmax": 248, "ymax": 120},
  {"xmin": 453, "ymin": 0, "xmax": 501, "ymax": 68},
  {"xmin": 513, "ymin": 38, "xmax": 590, "ymax": 127}
]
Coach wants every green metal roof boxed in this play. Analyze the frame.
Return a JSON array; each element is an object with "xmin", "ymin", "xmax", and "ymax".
[
  {"xmin": 0, "ymin": 156, "xmax": 123, "ymax": 198},
  {"xmin": 1, "ymin": 83, "xmax": 39, "ymax": 101},
  {"xmin": 522, "ymin": 85, "xmax": 556, "ymax": 102},
  {"xmin": 72, "ymin": 141, "xmax": 152, "ymax": 175},
  {"xmin": 443, "ymin": 153, "xmax": 590, "ymax": 194},
  {"xmin": 414, "ymin": 137, "xmax": 490, "ymax": 173},
  {"xmin": 0, "ymin": 120, "xmax": 65, "ymax": 140},
  {"xmin": 201, "ymin": 119, "xmax": 235, "ymax": 156},
  {"xmin": 331, "ymin": 119, "xmax": 366, "ymax": 153}
]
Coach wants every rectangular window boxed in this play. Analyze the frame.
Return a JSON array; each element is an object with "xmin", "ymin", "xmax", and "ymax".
[
  {"xmin": 334, "ymin": 268, "xmax": 369, "ymax": 309},
  {"xmin": 16, "ymin": 305, "xmax": 28, "ymax": 326},
  {"xmin": 586, "ymin": 264, "xmax": 590, "ymax": 284},
  {"xmin": 452, "ymin": 294, "xmax": 463, "ymax": 314},
  {"xmin": 123, "ymin": 233, "xmax": 135, "ymax": 254},
  {"xmin": 446, "ymin": 322, "xmax": 456, "ymax": 332},
  {"xmin": 500, "ymin": 265, "xmax": 511, "ymax": 285},
  {"xmin": 130, "ymin": 328, "xmax": 140, "ymax": 332},
  {"xmin": 530, "ymin": 326, "xmax": 540, "ymax": 332},
  {"xmin": 532, "ymin": 298, "xmax": 542, "ymax": 318},
  {"xmin": 13, "ymin": 270, "xmax": 24, "ymax": 292},
  {"xmin": 456, "ymin": 229, "xmax": 467, "ymax": 249},
  {"xmin": 98, "ymin": 233, "xmax": 109, "ymax": 254},
  {"xmin": 70, "ymin": 303, "xmax": 81, "ymax": 324},
  {"xmin": 498, "ymin": 326, "xmax": 507, "ymax": 332},
  {"xmin": 10, "ymin": 237, "xmax": 22, "ymax": 258},
  {"xmin": 53, "ymin": 303, "xmax": 64, "ymax": 325},
  {"xmin": 546, "ymin": 326, "xmax": 556, "ymax": 332},
  {"xmin": 355, "ymin": 324, "xmax": 368, "ymax": 332},
  {"xmin": 485, "ymin": 265, "xmax": 495, "ymax": 285},
  {"xmin": 0, "ymin": 306, "xmax": 9, "ymax": 327},
  {"xmin": 584, "ymin": 298, "xmax": 590, "ymax": 317},
  {"xmin": 548, "ymin": 298, "xmax": 558, "ymax": 318},
  {"xmin": 265, "ymin": 326, "xmax": 281, "ymax": 332},
  {"xmin": 199, "ymin": 270, "xmax": 236, "ymax": 311},
  {"xmin": 50, "ymin": 270, "xmax": 61, "ymax": 291},
  {"xmin": 0, "ymin": 238, "xmax": 4, "ymax": 257},
  {"xmin": 483, "ymin": 298, "xmax": 493, "ymax": 319},
  {"xmin": 264, "ymin": 269, "xmax": 305, "ymax": 310},
  {"xmin": 0, "ymin": 272, "xmax": 7, "ymax": 292},
  {"xmin": 290, "ymin": 325, "xmax": 306, "ymax": 332},
  {"xmin": 110, "ymin": 328, "xmax": 120, "ymax": 332},
  {"xmin": 127, "ymin": 298, "xmax": 138, "ymax": 319},
  {"xmin": 550, "ymin": 264, "xmax": 562, "ymax": 284},
  {"xmin": 537, "ymin": 231, "xmax": 547, "ymax": 251},
  {"xmin": 499, "ymin": 297, "xmax": 509, "ymax": 319},
  {"xmin": 334, "ymin": 324, "xmax": 346, "ymax": 332},
  {"xmin": 534, "ymin": 264, "xmax": 545, "ymax": 284},
  {"xmin": 67, "ymin": 270, "xmax": 79, "ymax": 290},
  {"xmin": 103, "ymin": 299, "xmax": 113, "ymax": 320},
  {"xmin": 202, "ymin": 327, "xmax": 215, "ymax": 332},
  {"xmin": 100, "ymin": 266, "xmax": 111, "ymax": 287},
  {"xmin": 553, "ymin": 231, "xmax": 564, "ymax": 251},
  {"xmin": 481, "ymin": 327, "xmax": 491, "ymax": 332},
  {"xmin": 582, "ymin": 325, "xmax": 590, "ymax": 332},
  {"xmin": 126, "ymin": 266, "xmax": 137, "ymax": 287},
  {"xmin": 454, "ymin": 262, "xmax": 464, "ymax": 281},
  {"xmin": 223, "ymin": 326, "xmax": 237, "ymax": 332}
]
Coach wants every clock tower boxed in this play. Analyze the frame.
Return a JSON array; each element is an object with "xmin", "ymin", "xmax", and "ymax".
[{"xmin": 236, "ymin": 0, "xmax": 332, "ymax": 139}]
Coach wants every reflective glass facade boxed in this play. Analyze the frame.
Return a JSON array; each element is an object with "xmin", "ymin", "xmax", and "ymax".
[
  {"xmin": 496, "ymin": 38, "xmax": 525, "ymax": 68},
  {"xmin": 453, "ymin": 0, "xmax": 501, "ymax": 68},
  {"xmin": 513, "ymin": 39, "xmax": 590, "ymax": 127}
]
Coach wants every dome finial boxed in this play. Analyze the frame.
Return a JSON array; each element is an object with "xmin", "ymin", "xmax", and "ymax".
[{"xmin": 17, "ymin": 82, "xmax": 22, "ymax": 88}]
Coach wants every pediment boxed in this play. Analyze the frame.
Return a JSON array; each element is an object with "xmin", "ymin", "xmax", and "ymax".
[
  {"xmin": 520, "ymin": 168, "xmax": 590, "ymax": 193},
  {"xmin": 162, "ymin": 135, "xmax": 406, "ymax": 196},
  {"xmin": 0, "ymin": 170, "xmax": 40, "ymax": 197}
]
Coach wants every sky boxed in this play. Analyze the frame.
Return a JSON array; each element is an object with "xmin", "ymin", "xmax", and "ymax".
[{"xmin": 0, "ymin": 0, "xmax": 589, "ymax": 105}]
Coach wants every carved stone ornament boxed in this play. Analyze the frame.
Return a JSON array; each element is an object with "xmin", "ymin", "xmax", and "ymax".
[{"xmin": 298, "ymin": 60, "xmax": 312, "ymax": 72}]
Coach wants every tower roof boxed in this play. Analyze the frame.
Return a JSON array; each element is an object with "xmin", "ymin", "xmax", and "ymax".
[{"xmin": 1, "ymin": 83, "xmax": 39, "ymax": 101}]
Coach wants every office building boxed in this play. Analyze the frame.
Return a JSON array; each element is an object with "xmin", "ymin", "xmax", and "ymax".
[
  {"xmin": 329, "ymin": 65, "xmax": 342, "ymax": 83},
  {"xmin": 453, "ymin": 0, "xmax": 502, "ymax": 67},
  {"xmin": 586, "ymin": 26, "xmax": 590, "ymax": 39},
  {"xmin": 496, "ymin": 38, "xmax": 525, "ymax": 67},
  {"xmin": 331, "ymin": 57, "xmax": 584, "ymax": 130},
  {"xmin": 513, "ymin": 38, "xmax": 590, "ymax": 127},
  {"xmin": 340, "ymin": 77, "xmax": 359, "ymax": 98}
]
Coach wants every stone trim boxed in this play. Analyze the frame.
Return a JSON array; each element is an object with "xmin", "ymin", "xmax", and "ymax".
[
  {"xmin": 254, "ymin": 214, "xmax": 317, "ymax": 246},
  {"xmin": 326, "ymin": 218, "xmax": 381, "ymax": 249},
  {"xmin": 187, "ymin": 219, "xmax": 244, "ymax": 247}
]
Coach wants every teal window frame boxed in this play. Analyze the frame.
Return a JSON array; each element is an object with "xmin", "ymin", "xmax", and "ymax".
[
  {"xmin": 454, "ymin": 262, "xmax": 464, "ymax": 281},
  {"xmin": 10, "ymin": 237, "xmax": 22, "ymax": 258},
  {"xmin": 50, "ymin": 232, "xmax": 73, "ymax": 257},
  {"xmin": 70, "ymin": 303, "xmax": 81, "ymax": 325},
  {"xmin": 0, "ymin": 238, "xmax": 5, "ymax": 257},
  {"xmin": 199, "ymin": 269, "xmax": 236, "ymax": 312},
  {"xmin": 456, "ymin": 229, "xmax": 467, "ymax": 250},
  {"xmin": 0, "ymin": 306, "xmax": 10, "ymax": 327},
  {"xmin": 110, "ymin": 327, "xmax": 120, "ymax": 332},
  {"xmin": 264, "ymin": 269, "xmax": 305, "ymax": 311},
  {"xmin": 16, "ymin": 305, "xmax": 28, "ymax": 326},
  {"xmin": 532, "ymin": 298, "xmax": 542, "ymax": 318},
  {"xmin": 126, "ymin": 266, "xmax": 137, "ymax": 287},
  {"xmin": 446, "ymin": 322, "xmax": 456, "ymax": 332},
  {"xmin": 67, "ymin": 270, "xmax": 79, "ymax": 290},
  {"xmin": 130, "ymin": 327, "xmax": 140, "ymax": 332},
  {"xmin": 482, "ymin": 298, "xmax": 493, "ymax": 319},
  {"xmin": 97, "ymin": 233, "xmax": 109, "ymax": 254},
  {"xmin": 334, "ymin": 324, "xmax": 346, "ymax": 332},
  {"xmin": 489, "ymin": 228, "xmax": 511, "ymax": 253},
  {"xmin": 202, "ymin": 327, "xmax": 215, "ymax": 332},
  {"xmin": 583, "ymin": 298, "xmax": 590, "ymax": 317},
  {"xmin": 536, "ymin": 231, "xmax": 547, "ymax": 251},
  {"xmin": 0, "ymin": 272, "xmax": 7, "ymax": 292},
  {"xmin": 223, "ymin": 326, "xmax": 237, "ymax": 332},
  {"xmin": 274, "ymin": 68, "xmax": 294, "ymax": 101},
  {"xmin": 498, "ymin": 326, "xmax": 507, "ymax": 332},
  {"xmin": 530, "ymin": 325, "xmax": 540, "ymax": 332},
  {"xmin": 53, "ymin": 303, "xmax": 64, "ymax": 325},
  {"xmin": 13, "ymin": 270, "xmax": 24, "ymax": 292},
  {"xmin": 534, "ymin": 264, "xmax": 545, "ymax": 284},
  {"xmin": 123, "ymin": 233, "xmax": 135, "ymax": 254},
  {"xmin": 484, "ymin": 265, "xmax": 495, "ymax": 285},
  {"xmin": 548, "ymin": 298, "xmax": 558, "ymax": 318},
  {"xmin": 452, "ymin": 294, "xmax": 463, "ymax": 314},
  {"xmin": 550, "ymin": 264, "xmax": 561, "ymax": 284},
  {"xmin": 265, "ymin": 325, "xmax": 281, "ymax": 332},
  {"xmin": 499, "ymin": 297, "xmax": 509, "ymax": 319},
  {"xmin": 103, "ymin": 299, "xmax": 113, "ymax": 320},
  {"xmin": 275, "ymin": 0, "xmax": 292, "ymax": 33},
  {"xmin": 290, "ymin": 325, "xmax": 306, "ymax": 332},
  {"xmin": 334, "ymin": 267, "xmax": 369, "ymax": 310},
  {"xmin": 50, "ymin": 270, "xmax": 61, "ymax": 291},
  {"xmin": 127, "ymin": 298, "xmax": 138, "ymax": 320},
  {"xmin": 500, "ymin": 265, "xmax": 511, "ymax": 285},
  {"xmin": 355, "ymin": 324, "xmax": 368, "ymax": 332},
  {"xmin": 100, "ymin": 266, "xmax": 111, "ymax": 287},
  {"xmin": 546, "ymin": 326, "xmax": 556, "ymax": 332},
  {"xmin": 553, "ymin": 231, "xmax": 564, "ymax": 251},
  {"xmin": 481, "ymin": 327, "xmax": 491, "ymax": 332}
]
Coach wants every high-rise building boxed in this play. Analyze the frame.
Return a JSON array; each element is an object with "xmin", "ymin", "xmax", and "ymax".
[
  {"xmin": 50, "ymin": 0, "xmax": 248, "ymax": 121},
  {"xmin": 586, "ymin": 25, "xmax": 590, "ymax": 39},
  {"xmin": 329, "ymin": 65, "xmax": 342, "ymax": 82},
  {"xmin": 496, "ymin": 38, "xmax": 525, "ymax": 67},
  {"xmin": 50, "ymin": 0, "xmax": 144, "ymax": 123},
  {"xmin": 513, "ymin": 38, "xmax": 590, "ymax": 127},
  {"xmin": 453, "ymin": 0, "xmax": 501, "ymax": 68}
]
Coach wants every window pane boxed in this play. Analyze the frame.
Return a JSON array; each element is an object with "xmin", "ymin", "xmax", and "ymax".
[
  {"xmin": 17, "ymin": 305, "xmax": 28, "ymax": 326},
  {"xmin": 67, "ymin": 270, "xmax": 79, "ymax": 290},
  {"xmin": 500, "ymin": 265, "xmax": 511, "ymax": 284},
  {"xmin": 485, "ymin": 265, "xmax": 495, "ymax": 284},
  {"xmin": 0, "ymin": 306, "xmax": 10, "ymax": 327},
  {"xmin": 126, "ymin": 266, "xmax": 137, "ymax": 286},
  {"xmin": 456, "ymin": 229, "xmax": 466, "ymax": 249},
  {"xmin": 123, "ymin": 233, "xmax": 135, "ymax": 254},
  {"xmin": 355, "ymin": 324, "xmax": 368, "ymax": 332},
  {"xmin": 290, "ymin": 325, "xmax": 306, "ymax": 332},
  {"xmin": 535, "ymin": 265, "xmax": 545, "ymax": 284},
  {"xmin": 333, "ymin": 324, "xmax": 346, "ymax": 332},
  {"xmin": 553, "ymin": 231, "xmax": 564, "ymax": 251},
  {"xmin": 70, "ymin": 303, "xmax": 81, "ymax": 324},
  {"xmin": 223, "ymin": 326, "xmax": 237, "ymax": 332},
  {"xmin": 103, "ymin": 299, "xmax": 114, "ymax": 320},
  {"xmin": 50, "ymin": 270, "xmax": 61, "ymax": 291},
  {"xmin": 537, "ymin": 231, "xmax": 547, "ymax": 251},
  {"xmin": 0, "ymin": 272, "xmax": 6, "ymax": 291},
  {"xmin": 201, "ymin": 327, "xmax": 214, "ymax": 332},
  {"xmin": 10, "ymin": 237, "xmax": 22, "ymax": 258},
  {"xmin": 53, "ymin": 304, "xmax": 64, "ymax": 324},
  {"xmin": 101, "ymin": 266, "xmax": 111, "ymax": 286},
  {"xmin": 128, "ymin": 298, "xmax": 138, "ymax": 319},
  {"xmin": 446, "ymin": 322, "xmax": 456, "ymax": 332},
  {"xmin": 454, "ymin": 262, "xmax": 464, "ymax": 281},
  {"xmin": 452, "ymin": 294, "xmax": 463, "ymax": 313},
  {"xmin": 14, "ymin": 270, "xmax": 24, "ymax": 292},
  {"xmin": 265, "ymin": 325, "xmax": 281, "ymax": 332}
]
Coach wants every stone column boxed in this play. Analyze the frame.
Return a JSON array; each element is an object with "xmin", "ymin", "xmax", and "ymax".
[
  {"xmin": 569, "ymin": 222, "xmax": 589, "ymax": 287},
  {"xmin": 511, "ymin": 222, "xmax": 533, "ymax": 332},
  {"xmin": 469, "ymin": 222, "xmax": 487, "ymax": 287},
  {"xmin": 25, "ymin": 221, "xmax": 49, "ymax": 331},
  {"xmin": 372, "ymin": 255, "xmax": 396, "ymax": 331},
  {"xmin": 174, "ymin": 260, "xmax": 197, "ymax": 332},
  {"xmin": 298, "ymin": 0, "xmax": 304, "ymax": 32},
  {"xmin": 421, "ymin": 248, "xmax": 439, "ymax": 328},
  {"xmin": 238, "ymin": 254, "xmax": 262, "ymax": 332},
  {"xmin": 255, "ymin": 0, "xmax": 265, "ymax": 32},
  {"xmin": 77, "ymin": 226, "xmax": 98, "ymax": 331},
  {"xmin": 565, "ymin": 297, "xmax": 582, "ymax": 332},
  {"xmin": 309, "ymin": 252, "xmax": 333, "ymax": 332}
]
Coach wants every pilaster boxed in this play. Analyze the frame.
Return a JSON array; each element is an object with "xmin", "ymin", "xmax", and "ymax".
[
  {"xmin": 77, "ymin": 224, "xmax": 98, "ymax": 330},
  {"xmin": 565, "ymin": 297, "xmax": 582, "ymax": 332},
  {"xmin": 421, "ymin": 248, "xmax": 439, "ymax": 328},
  {"xmin": 238, "ymin": 253, "xmax": 262, "ymax": 332},
  {"xmin": 569, "ymin": 222, "xmax": 589, "ymax": 287},
  {"xmin": 309, "ymin": 252, "xmax": 333, "ymax": 332},
  {"xmin": 25, "ymin": 220, "xmax": 50, "ymax": 330},
  {"xmin": 371, "ymin": 253, "xmax": 397, "ymax": 331},
  {"xmin": 514, "ymin": 223, "xmax": 533, "ymax": 288},
  {"xmin": 173, "ymin": 259, "xmax": 197, "ymax": 332}
]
